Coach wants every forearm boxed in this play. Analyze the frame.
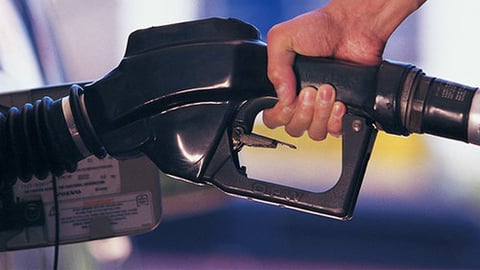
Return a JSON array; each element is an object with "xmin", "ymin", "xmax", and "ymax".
[{"xmin": 324, "ymin": 0, "xmax": 426, "ymax": 42}]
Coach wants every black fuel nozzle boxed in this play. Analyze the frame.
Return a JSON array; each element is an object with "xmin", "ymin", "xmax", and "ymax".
[
  {"xmin": 294, "ymin": 56, "xmax": 479, "ymax": 144},
  {"xmin": 0, "ymin": 18, "xmax": 478, "ymax": 220},
  {"xmin": 0, "ymin": 17, "xmax": 273, "ymax": 187},
  {"xmin": 398, "ymin": 64, "xmax": 479, "ymax": 143}
]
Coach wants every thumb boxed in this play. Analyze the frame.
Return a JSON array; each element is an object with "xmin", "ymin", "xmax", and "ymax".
[{"xmin": 267, "ymin": 27, "xmax": 297, "ymax": 106}]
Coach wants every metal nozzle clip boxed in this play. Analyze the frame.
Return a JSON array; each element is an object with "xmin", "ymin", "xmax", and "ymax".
[{"xmin": 232, "ymin": 126, "xmax": 296, "ymax": 151}]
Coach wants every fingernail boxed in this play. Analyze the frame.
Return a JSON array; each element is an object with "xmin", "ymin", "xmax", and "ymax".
[
  {"xmin": 277, "ymin": 83, "xmax": 287, "ymax": 96},
  {"xmin": 319, "ymin": 86, "xmax": 333, "ymax": 105},
  {"xmin": 276, "ymin": 84, "xmax": 290, "ymax": 105},
  {"xmin": 302, "ymin": 89, "xmax": 315, "ymax": 106},
  {"xmin": 332, "ymin": 103, "xmax": 344, "ymax": 118}
]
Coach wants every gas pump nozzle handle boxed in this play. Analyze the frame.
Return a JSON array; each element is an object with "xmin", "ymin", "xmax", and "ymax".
[
  {"xmin": 1, "ymin": 18, "xmax": 478, "ymax": 220},
  {"xmin": 295, "ymin": 56, "xmax": 479, "ymax": 144}
]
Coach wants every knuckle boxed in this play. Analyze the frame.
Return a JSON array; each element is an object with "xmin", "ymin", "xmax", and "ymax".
[
  {"xmin": 267, "ymin": 24, "xmax": 283, "ymax": 41},
  {"xmin": 267, "ymin": 66, "xmax": 282, "ymax": 84},
  {"xmin": 296, "ymin": 112, "xmax": 312, "ymax": 125},
  {"xmin": 308, "ymin": 129, "xmax": 327, "ymax": 141},
  {"xmin": 285, "ymin": 126, "xmax": 304, "ymax": 138}
]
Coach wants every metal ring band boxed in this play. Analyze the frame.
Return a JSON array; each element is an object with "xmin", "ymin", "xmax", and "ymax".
[{"xmin": 61, "ymin": 96, "xmax": 91, "ymax": 157}]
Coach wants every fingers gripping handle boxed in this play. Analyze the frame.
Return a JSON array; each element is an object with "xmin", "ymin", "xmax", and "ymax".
[{"xmin": 206, "ymin": 114, "xmax": 376, "ymax": 219}]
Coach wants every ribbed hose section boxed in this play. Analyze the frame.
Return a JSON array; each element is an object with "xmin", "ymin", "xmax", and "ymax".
[{"xmin": 0, "ymin": 86, "xmax": 104, "ymax": 189}]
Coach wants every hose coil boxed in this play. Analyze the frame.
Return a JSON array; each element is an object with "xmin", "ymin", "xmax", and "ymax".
[{"xmin": 0, "ymin": 86, "xmax": 106, "ymax": 189}]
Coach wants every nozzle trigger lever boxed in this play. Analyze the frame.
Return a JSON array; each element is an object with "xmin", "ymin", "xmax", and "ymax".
[{"xmin": 232, "ymin": 126, "xmax": 296, "ymax": 151}]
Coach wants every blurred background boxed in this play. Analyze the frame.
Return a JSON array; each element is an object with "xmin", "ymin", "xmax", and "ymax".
[{"xmin": 2, "ymin": 0, "xmax": 480, "ymax": 269}]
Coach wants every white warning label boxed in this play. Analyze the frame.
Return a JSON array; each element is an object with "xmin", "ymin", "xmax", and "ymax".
[
  {"xmin": 46, "ymin": 192, "xmax": 154, "ymax": 241},
  {"xmin": 13, "ymin": 156, "xmax": 121, "ymax": 202}
]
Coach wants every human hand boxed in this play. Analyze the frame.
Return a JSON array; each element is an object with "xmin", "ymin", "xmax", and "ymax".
[{"xmin": 264, "ymin": 0, "xmax": 426, "ymax": 140}]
